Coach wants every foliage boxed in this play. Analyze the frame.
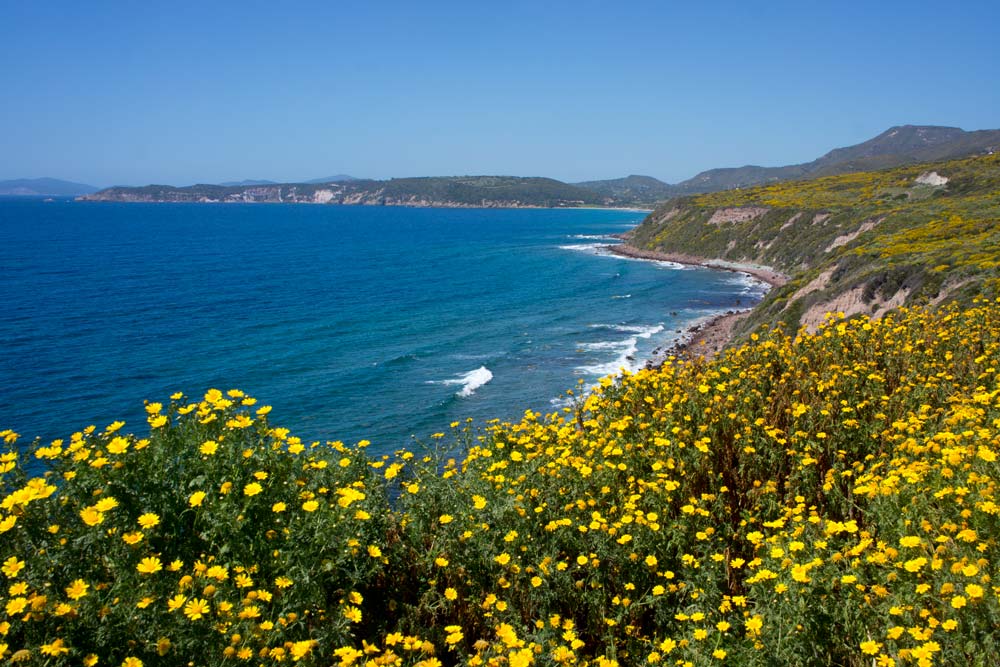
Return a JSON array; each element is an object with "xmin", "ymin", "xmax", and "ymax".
[
  {"xmin": 571, "ymin": 176, "xmax": 679, "ymax": 206},
  {"xmin": 628, "ymin": 153, "xmax": 1000, "ymax": 334},
  {"xmin": 83, "ymin": 177, "xmax": 610, "ymax": 208},
  {"xmin": 3, "ymin": 300, "xmax": 1000, "ymax": 665}
]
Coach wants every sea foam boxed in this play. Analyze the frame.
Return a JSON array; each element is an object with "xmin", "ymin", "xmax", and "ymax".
[
  {"xmin": 577, "ymin": 324, "xmax": 664, "ymax": 376},
  {"xmin": 556, "ymin": 242, "xmax": 619, "ymax": 256},
  {"xmin": 438, "ymin": 366, "xmax": 494, "ymax": 397}
]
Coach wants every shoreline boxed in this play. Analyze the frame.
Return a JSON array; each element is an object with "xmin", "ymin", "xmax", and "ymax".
[
  {"xmin": 605, "ymin": 243, "xmax": 789, "ymax": 288},
  {"xmin": 604, "ymin": 243, "xmax": 787, "ymax": 362},
  {"xmin": 75, "ymin": 197, "xmax": 652, "ymax": 213}
]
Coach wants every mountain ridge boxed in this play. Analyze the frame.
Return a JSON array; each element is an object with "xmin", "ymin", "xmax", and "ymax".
[
  {"xmin": 0, "ymin": 177, "xmax": 99, "ymax": 196},
  {"xmin": 76, "ymin": 124, "xmax": 1000, "ymax": 207},
  {"xmin": 79, "ymin": 175, "xmax": 609, "ymax": 208},
  {"xmin": 578, "ymin": 125, "xmax": 1000, "ymax": 203},
  {"xmin": 668, "ymin": 124, "xmax": 1000, "ymax": 194}
]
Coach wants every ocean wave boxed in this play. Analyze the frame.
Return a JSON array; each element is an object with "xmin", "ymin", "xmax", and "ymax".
[
  {"xmin": 556, "ymin": 242, "xmax": 618, "ymax": 256},
  {"xmin": 576, "ymin": 324, "xmax": 665, "ymax": 376},
  {"xmin": 578, "ymin": 340, "xmax": 631, "ymax": 351},
  {"xmin": 433, "ymin": 366, "xmax": 494, "ymax": 397},
  {"xmin": 549, "ymin": 394, "xmax": 576, "ymax": 409},
  {"xmin": 724, "ymin": 272, "xmax": 770, "ymax": 295},
  {"xmin": 382, "ymin": 352, "xmax": 420, "ymax": 367},
  {"xmin": 590, "ymin": 323, "xmax": 665, "ymax": 337},
  {"xmin": 568, "ymin": 234, "xmax": 620, "ymax": 241}
]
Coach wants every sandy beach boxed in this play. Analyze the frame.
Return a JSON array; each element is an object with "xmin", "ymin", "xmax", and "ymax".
[{"xmin": 605, "ymin": 244, "xmax": 787, "ymax": 361}]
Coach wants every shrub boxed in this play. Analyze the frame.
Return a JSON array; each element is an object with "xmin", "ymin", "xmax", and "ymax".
[{"xmin": 3, "ymin": 301, "xmax": 1000, "ymax": 666}]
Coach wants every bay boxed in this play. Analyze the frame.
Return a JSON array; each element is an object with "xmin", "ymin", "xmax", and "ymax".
[{"xmin": 0, "ymin": 199, "xmax": 765, "ymax": 454}]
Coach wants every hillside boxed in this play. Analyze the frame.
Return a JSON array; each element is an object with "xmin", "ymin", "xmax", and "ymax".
[
  {"xmin": 574, "ymin": 125, "xmax": 1000, "ymax": 205},
  {"xmin": 626, "ymin": 152, "xmax": 1000, "ymax": 339},
  {"xmin": 0, "ymin": 177, "xmax": 99, "ymax": 196},
  {"xmin": 671, "ymin": 125, "xmax": 1000, "ymax": 194},
  {"xmin": 79, "ymin": 176, "xmax": 609, "ymax": 208},
  {"xmin": 4, "ymin": 300, "xmax": 1000, "ymax": 666},
  {"xmin": 572, "ymin": 174, "xmax": 680, "ymax": 203}
]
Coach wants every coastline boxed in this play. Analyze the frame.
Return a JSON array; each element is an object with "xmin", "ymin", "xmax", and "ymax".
[
  {"xmin": 605, "ymin": 243, "xmax": 787, "ymax": 362},
  {"xmin": 605, "ymin": 243, "xmax": 788, "ymax": 288},
  {"xmin": 76, "ymin": 196, "xmax": 653, "ymax": 212}
]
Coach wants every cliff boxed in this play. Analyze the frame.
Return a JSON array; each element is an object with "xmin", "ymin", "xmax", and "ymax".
[{"xmin": 625, "ymin": 152, "xmax": 1000, "ymax": 338}]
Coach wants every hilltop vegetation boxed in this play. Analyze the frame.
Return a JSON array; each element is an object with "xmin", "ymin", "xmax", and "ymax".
[
  {"xmin": 628, "ymin": 152, "xmax": 1000, "ymax": 336},
  {"xmin": 580, "ymin": 125, "xmax": 1000, "ymax": 201},
  {"xmin": 669, "ymin": 125, "xmax": 1000, "ymax": 194},
  {"xmin": 3, "ymin": 300, "xmax": 1000, "ymax": 665},
  {"xmin": 571, "ymin": 175, "xmax": 679, "ymax": 204},
  {"xmin": 80, "ymin": 176, "xmax": 608, "ymax": 208}
]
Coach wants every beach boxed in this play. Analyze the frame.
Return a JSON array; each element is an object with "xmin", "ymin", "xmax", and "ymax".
[{"xmin": 605, "ymin": 243, "xmax": 788, "ymax": 361}]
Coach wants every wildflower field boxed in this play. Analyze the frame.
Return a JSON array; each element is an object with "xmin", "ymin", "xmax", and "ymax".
[{"xmin": 3, "ymin": 300, "xmax": 1000, "ymax": 666}]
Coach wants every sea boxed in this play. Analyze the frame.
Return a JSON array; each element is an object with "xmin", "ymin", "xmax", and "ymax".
[{"xmin": 0, "ymin": 198, "xmax": 767, "ymax": 456}]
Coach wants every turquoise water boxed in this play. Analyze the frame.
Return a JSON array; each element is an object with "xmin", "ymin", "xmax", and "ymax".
[{"xmin": 0, "ymin": 199, "xmax": 765, "ymax": 453}]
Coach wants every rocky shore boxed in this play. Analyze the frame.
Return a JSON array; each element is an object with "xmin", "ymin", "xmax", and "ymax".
[
  {"xmin": 605, "ymin": 243, "xmax": 787, "ymax": 362},
  {"xmin": 605, "ymin": 243, "xmax": 789, "ymax": 288}
]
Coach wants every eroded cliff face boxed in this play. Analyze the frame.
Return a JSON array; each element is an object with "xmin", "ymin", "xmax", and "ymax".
[{"xmin": 625, "ymin": 154, "xmax": 1000, "ymax": 336}]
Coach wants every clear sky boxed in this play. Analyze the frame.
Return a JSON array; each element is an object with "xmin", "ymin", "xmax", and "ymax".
[{"xmin": 2, "ymin": 0, "xmax": 998, "ymax": 187}]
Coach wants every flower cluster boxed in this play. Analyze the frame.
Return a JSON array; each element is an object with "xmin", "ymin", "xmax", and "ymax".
[{"xmin": 2, "ymin": 300, "xmax": 999, "ymax": 665}]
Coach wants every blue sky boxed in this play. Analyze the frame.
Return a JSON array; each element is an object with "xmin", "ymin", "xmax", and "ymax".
[{"xmin": 2, "ymin": 1, "xmax": 998, "ymax": 186}]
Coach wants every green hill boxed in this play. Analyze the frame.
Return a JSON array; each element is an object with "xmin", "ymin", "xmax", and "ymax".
[
  {"xmin": 80, "ymin": 175, "xmax": 609, "ymax": 208},
  {"xmin": 627, "ymin": 152, "xmax": 1000, "ymax": 337},
  {"xmin": 671, "ymin": 125, "xmax": 1000, "ymax": 195},
  {"xmin": 574, "ymin": 125, "xmax": 1000, "ymax": 206},
  {"xmin": 572, "ymin": 175, "xmax": 680, "ymax": 204}
]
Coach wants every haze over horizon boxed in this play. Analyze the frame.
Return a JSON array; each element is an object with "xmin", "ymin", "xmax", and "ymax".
[{"xmin": 2, "ymin": 0, "xmax": 999, "ymax": 188}]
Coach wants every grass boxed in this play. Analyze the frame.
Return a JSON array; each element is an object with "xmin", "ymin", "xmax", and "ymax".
[{"xmin": 628, "ymin": 153, "xmax": 1000, "ymax": 336}]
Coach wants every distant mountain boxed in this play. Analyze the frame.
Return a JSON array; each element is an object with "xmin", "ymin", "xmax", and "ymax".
[
  {"xmin": 80, "ymin": 175, "xmax": 609, "ymax": 208},
  {"xmin": 305, "ymin": 175, "xmax": 358, "ymax": 184},
  {"xmin": 673, "ymin": 125, "xmax": 1000, "ymax": 194},
  {"xmin": 0, "ymin": 178, "xmax": 99, "ymax": 196},
  {"xmin": 219, "ymin": 179, "xmax": 278, "ymax": 187},
  {"xmin": 75, "ymin": 125, "xmax": 1000, "ymax": 209},
  {"xmin": 572, "ymin": 175, "xmax": 679, "ymax": 203}
]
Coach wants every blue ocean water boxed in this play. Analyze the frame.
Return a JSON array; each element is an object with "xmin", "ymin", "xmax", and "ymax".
[{"xmin": 0, "ymin": 199, "xmax": 765, "ymax": 454}]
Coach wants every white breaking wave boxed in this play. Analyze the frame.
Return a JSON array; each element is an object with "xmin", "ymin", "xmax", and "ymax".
[
  {"xmin": 556, "ymin": 242, "xmax": 618, "ymax": 256},
  {"xmin": 569, "ymin": 234, "xmax": 620, "ymax": 241},
  {"xmin": 557, "ymin": 243, "xmax": 689, "ymax": 271},
  {"xmin": 724, "ymin": 272, "xmax": 769, "ymax": 296},
  {"xmin": 438, "ymin": 366, "xmax": 494, "ymax": 397},
  {"xmin": 593, "ymin": 323, "xmax": 665, "ymax": 337},
  {"xmin": 549, "ymin": 394, "xmax": 577, "ymax": 409},
  {"xmin": 576, "ymin": 324, "xmax": 665, "ymax": 376}
]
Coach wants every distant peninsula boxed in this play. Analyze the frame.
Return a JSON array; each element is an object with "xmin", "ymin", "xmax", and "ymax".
[
  {"xmin": 77, "ymin": 125, "xmax": 1000, "ymax": 209},
  {"xmin": 0, "ymin": 177, "xmax": 99, "ymax": 196},
  {"xmin": 78, "ymin": 176, "xmax": 617, "ymax": 209}
]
